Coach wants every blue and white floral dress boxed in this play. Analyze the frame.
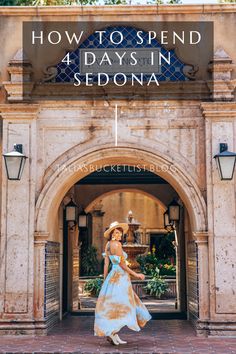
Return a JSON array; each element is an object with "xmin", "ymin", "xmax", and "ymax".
[{"xmin": 94, "ymin": 242, "xmax": 152, "ymax": 337}]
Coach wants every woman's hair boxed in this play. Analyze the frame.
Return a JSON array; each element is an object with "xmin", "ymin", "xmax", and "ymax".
[{"xmin": 108, "ymin": 227, "xmax": 123, "ymax": 241}]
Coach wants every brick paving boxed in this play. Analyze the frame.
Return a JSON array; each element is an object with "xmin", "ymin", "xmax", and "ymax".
[{"xmin": 0, "ymin": 315, "xmax": 236, "ymax": 353}]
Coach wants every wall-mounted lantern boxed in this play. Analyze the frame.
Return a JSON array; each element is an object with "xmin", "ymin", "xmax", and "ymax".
[
  {"xmin": 168, "ymin": 198, "xmax": 180, "ymax": 223},
  {"xmin": 163, "ymin": 199, "xmax": 180, "ymax": 247},
  {"xmin": 78, "ymin": 208, "xmax": 88, "ymax": 228},
  {"xmin": 214, "ymin": 143, "xmax": 236, "ymax": 181},
  {"xmin": 164, "ymin": 210, "xmax": 172, "ymax": 229},
  {"xmin": 2, "ymin": 144, "xmax": 28, "ymax": 181},
  {"xmin": 65, "ymin": 198, "xmax": 78, "ymax": 227}
]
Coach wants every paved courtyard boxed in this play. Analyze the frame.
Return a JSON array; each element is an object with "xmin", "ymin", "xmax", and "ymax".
[
  {"xmin": 79, "ymin": 296, "xmax": 177, "ymax": 312},
  {"xmin": 0, "ymin": 315, "xmax": 236, "ymax": 353}
]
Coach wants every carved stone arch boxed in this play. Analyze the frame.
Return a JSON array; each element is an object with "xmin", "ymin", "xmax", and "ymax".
[
  {"xmin": 42, "ymin": 136, "xmax": 199, "ymax": 188},
  {"xmin": 35, "ymin": 145, "xmax": 207, "ymax": 238}
]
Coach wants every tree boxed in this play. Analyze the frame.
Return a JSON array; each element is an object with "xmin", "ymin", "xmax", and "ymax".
[
  {"xmin": 1, "ymin": 0, "xmax": 182, "ymax": 5},
  {"xmin": 218, "ymin": 0, "xmax": 236, "ymax": 3},
  {"xmin": 104, "ymin": 0, "xmax": 127, "ymax": 4},
  {"xmin": 167, "ymin": 0, "xmax": 181, "ymax": 3},
  {"xmin": 0, "ymin": 0, "xmax": 96, "ymax": 4}
]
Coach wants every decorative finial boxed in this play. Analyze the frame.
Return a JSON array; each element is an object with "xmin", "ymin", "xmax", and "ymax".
[{"xmin": 128, "ymin": 210, "xmax": 133, "ymax": 223}]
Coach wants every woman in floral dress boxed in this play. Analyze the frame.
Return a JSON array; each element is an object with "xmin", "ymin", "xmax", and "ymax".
[{"xmin": 94, "ymin": 221, "xmax": 152, "ymax": 345}]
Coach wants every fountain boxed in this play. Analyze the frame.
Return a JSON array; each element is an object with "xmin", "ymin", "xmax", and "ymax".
[{"xmin": 122, "ymin": 210, "xmax": 149, "ymax": 272}]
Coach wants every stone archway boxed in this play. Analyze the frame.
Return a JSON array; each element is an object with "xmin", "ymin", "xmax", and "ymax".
[
  {"xmin": 35, "ymin": 145, "xmax": 206, "ymax": 235},
  {"xmin": 34, "ymin": 145, "xmax": 208, "ymax": 331}
]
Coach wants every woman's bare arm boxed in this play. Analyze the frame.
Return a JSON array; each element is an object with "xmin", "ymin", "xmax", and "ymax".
[{"xmin": 103, "ymin": 242, "xmax": 110, "ymax": 279}]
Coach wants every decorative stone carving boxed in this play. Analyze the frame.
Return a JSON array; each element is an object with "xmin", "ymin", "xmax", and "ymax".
[
  {"xmin": 3, "ymin": 49, "xmax": 34, "ymax": 102},
  {"xmin": 207, "ymin": 48, "xmax": 235, "ymax": 101},
  {"xmin": 182, "ymin": 64, "xmax": 199, "ymax": 80},
  {"xmin": 91, "ymin": 201, "xmax": 104, "ymax": 215},
  {"xmin": 42, "ymin": 66, "xmax": 58, "ymax": 83}
]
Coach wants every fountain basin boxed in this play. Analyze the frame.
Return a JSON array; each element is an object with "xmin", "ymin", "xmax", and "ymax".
[{"xmin": 123, "ymin": 244, "xmax": 149, "ymax": 272}]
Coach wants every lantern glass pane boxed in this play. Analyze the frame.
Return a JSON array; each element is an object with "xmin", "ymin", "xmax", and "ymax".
[
  {"xmin": 18, "ymin": 158, "xmax": 26, "ymax": 179},
  {"xmin": 4, "ymin": 156, "xmax": 24, "ymax": 180},
  {"xmin": 164, "ymin": 212, "xmax": 170, "ymax": 227},
  {"xmin": 218, "ymin": 155, "xmax": 236, "ymax": 180},
  {"xmin": 66, "ymin": 206, "xmax": 76, "ymax": 221},
  {"xmin": 169, "ymin": 205, "xmax": 180, "ymax": 222},
  {"xmin": 79, "ymin": 215, "xmax": 87, "ymax": 227}
]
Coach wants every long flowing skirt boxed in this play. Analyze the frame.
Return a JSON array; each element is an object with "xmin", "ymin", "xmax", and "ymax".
[{"xmin": 94, "ymin": 265, "xmax": 152, "ymax": 337}]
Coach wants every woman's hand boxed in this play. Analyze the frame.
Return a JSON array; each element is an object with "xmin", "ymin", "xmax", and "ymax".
[{"xmin": 136, "ymin": 273, "xmax": 145, "ymax": 280}]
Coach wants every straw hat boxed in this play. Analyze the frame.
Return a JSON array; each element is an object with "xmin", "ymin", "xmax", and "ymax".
[{"xmin": 104, "ymin": 221, "xmax": 129, "ymax": 239}]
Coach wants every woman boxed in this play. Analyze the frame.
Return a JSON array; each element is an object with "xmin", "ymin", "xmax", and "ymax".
[{"xmin": 94, "ymin": 221, "xmax": 152, "ymax": 346}]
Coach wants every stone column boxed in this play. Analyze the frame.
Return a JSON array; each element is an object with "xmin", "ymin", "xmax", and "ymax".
[
  {"xmin": 34, "ymin": 231, "xmax": 60, "ymax": 332},
  {"xmin": 0, "ymin": 104, "xmax": 39, "ymax": 335},
  {"xmin": 178, "ymin": 205, "xmax": 187, "ymax": 313},
  {"xmin": 34, "ymin": 231, "xmax": 49, "ymax": 334},
  {"xmin": 194, "ymin": 232, "xmax": 210, "ymax": 323},
  {"xmin": 201, "ymin": 102, "xmax": 236, "ymax": 336},
  {"xmin": 69, "ymin": 225, "xmax": 79, "ymax": 312},
  {"xmin": 174, "ymin": 228, "xmax": 181, "ymax": 312}
]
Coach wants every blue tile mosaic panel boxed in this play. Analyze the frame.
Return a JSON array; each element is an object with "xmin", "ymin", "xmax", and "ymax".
[
  {"xmin": 44, "ymin": 241, "xmax": 60, "ymax": 328},
  {"xmin": 187, "ymin": 241, "xmax": 199, "ymax": 321},
  {"xmin": 52, "ymin": 26, "xmax": 188, "ymax": 83}
]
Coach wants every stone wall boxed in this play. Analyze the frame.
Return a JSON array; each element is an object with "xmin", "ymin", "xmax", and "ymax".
[
  {"xmin": 36, "ymin": 101, "xmax": 206, "ymax": 204},
  {"xmin": 0, "ymin": 5, "xmax": 236, "ymax": 82}
]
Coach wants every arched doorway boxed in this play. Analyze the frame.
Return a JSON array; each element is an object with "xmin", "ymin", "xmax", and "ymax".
[
  {"xmin": 78, "ymin": 187, "xmax": 179, "ymax": 315},
  {"xmin": 34, "ymin": 146, "xmax": 207, "ymax": 331}
]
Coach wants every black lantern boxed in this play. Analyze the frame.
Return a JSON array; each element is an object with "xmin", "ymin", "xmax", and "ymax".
[
  {"xmin": 78, "ymin": 208, "xmax": 88, "ymax": 228},
  {"xmin": 168, "ymin": 199, "xmax": 180, "ymax": 223},
  {"xmin": 164, "ymin": 210, "xmax": 172, "ymax": 229},
  {"xmin": 214, "ymin": 143, "xmax": 236, "ymax": 181},
  {"xmin": 2, "ymin": 144, "xmax": 28, "ymax": 180},
  {"xmin": 65, "ymin": 198, "xmax": 78, "ymax": 223}
]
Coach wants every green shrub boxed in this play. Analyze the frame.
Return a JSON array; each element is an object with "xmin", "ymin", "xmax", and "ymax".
[
  {"xmin": 84, "ymin": 278, "xmax": 103, "ymax": 296},
  {"xmin": 136, "ymin": 253, "xmax": 159, "ymax": 275},
  {"xmin": 158, "ymin": 263, "xmax": 176, "ymax": 276},
  {"xmin": 157, "ymin": 234, "xmax": 176, "ymax": 259},
  {"xmin": 144, "ymin": 268, "xmax": 170, "ymax": 298},
  {"xmin": 81, "ymin": 245, "xmax": 100, "ymax": 276},
  {"xmin": 136, "ymin": 253, "xmax": 176, "ymax": 276}
]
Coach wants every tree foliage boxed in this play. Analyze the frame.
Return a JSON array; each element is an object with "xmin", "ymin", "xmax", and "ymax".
[
  {"xmin": 1, "ymin": 0, "xmax": 182, "ymax": 5},
  {"xmin": 218, "ymin": 0, "xmax": 236, "ymax": 3}
]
